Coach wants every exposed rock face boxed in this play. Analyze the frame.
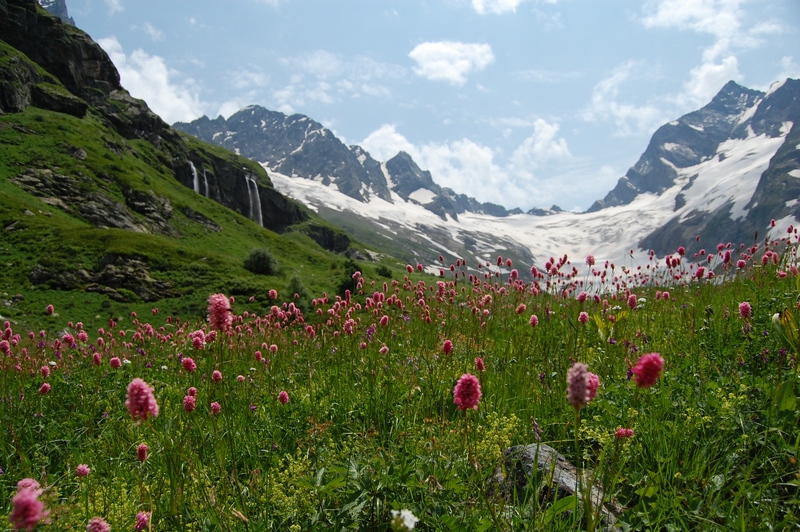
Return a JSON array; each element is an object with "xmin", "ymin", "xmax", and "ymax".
[
  {"xmin": 37, "ymin": 0, "xmax": 73, "ymax": 25},
  {"xmin": 0, "ymin": 0, "xmax": 309, "ymax": 234},
  {"xmin": 30, "ymin": 254, "xmax": 174, "ymax": 302}
]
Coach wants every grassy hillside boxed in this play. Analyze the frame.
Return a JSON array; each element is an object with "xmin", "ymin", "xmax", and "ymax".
[{"xmin": 0, "ymin": 103, "xmax": 398, "ymax": 333}]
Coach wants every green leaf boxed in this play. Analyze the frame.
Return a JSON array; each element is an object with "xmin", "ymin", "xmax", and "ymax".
[
  {"xmin": 542, "ymin": 496, "xmax": 578, "ymax": 526},
  {"xmin": 774, "ymin": 380, "xmax": 797, "ymax": 412}
]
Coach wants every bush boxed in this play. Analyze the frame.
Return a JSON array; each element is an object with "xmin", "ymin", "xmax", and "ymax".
[
  {"xmin": 375, "ymin": 264, "xmax": 392, "ymax": 278},
  {"xmin": 243, "ymin": 248, "xmax": 279, "ymax": 275}
]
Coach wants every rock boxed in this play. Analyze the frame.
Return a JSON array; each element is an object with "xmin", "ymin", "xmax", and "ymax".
[{"xmin": 490, "ymin": 443, "xmax": 622, "ymax": 530}]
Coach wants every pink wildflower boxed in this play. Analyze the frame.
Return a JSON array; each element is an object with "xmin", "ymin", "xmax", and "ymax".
[
  {"xmin": 126, "ymin": 378, "xmax": 159, "ymax": 424},
  {"xmin": 212, "ymin": 370, "xmax": 223, "ymax": 383},
  {"xmin": 475, "ymin": 356, "xmax": 485, "ymax": 372},
  {"xmin": 181, "ymin": 357, "xmax": 197, "ymax": 373},
  {"xmin": 586, "ymin": 255, "xmax": 595, "ymax": 267},
  {"xmin": 577, "ymin": 291, "xmax": 587, "ymax": 303},
  {"xmin": 737, "ymin": 259, "xmax": 747, "ymax": 269},
  {"xmin": 134, "ymin": 511, "xmax": 150, "ymax": 531},
  {"xmin": 187, "ymin": 386, "xmax": 198, "ymax": 397},
  {"xmin": 615, "ymin": 427, "xmax": 634, "ymax": 439},
  {"xmin": 45, "ymin": 304, "xmax": 54, "ymax": 315},
  {"xmin": 93, "ymin": 353, "xmax": 102, "ymax": 366},
  {"xmin": 269, "ymin": 344, "xmax": 278, "ymax": 354},
  {"xmin": 379, "ymin": 344, "xmax": 389, "ymax": 355},
  {"xmin": 278, "ymin": 390, "xmax": 289, "ymax": 405},
  {"xmin": 627, "ymin": 294, "xmax": 637, "ymax": 309},
  {"xmin": 86, "ymin": 516, "xmax": 110, "ymax": 532},
  {"xmin": 739, "ymin": 301, "xmax": 752, "ymax": 320},
  {"xmin": 109, "ymin": 357, "xmax": 121, "ymax": 369},
  {"xmin": 76, "ymin": 464, "xmax": 90, "ymax": 477},
  {"xmin": 442, "ymin": 340, "xmax": 454, "ymax": 354},
  {"xmin": 566, "ymin": 363, "xmax": 590, "ymax": 410},
  {"xmin": 207, "ymin": 293, "xmax": 232, "ymax": 332},
  {"xmin": 269, "ymin": 289, "xmax": 278, "ymax": 300},
  {"xmin": 578, "ymin": 311, "xmax": 589, "ymax": 324},
  {"xmin": 137, "ymin": 443, "xmax": 148, "ymax": 462},
  {"xmin": 38, "ymin": 382, "xmax": 50, "ymax": 395},
  {"xmin": 40, "ymin": 366, "xmax": 50, "ymax": 378},
  {"xmin": 237, "ymin": 374, "xmax": 245, "ymax": 383},
  {"xmin": 587, "ymin": 372, "xmax": 600, "ymax": 400},
  {"xmin": 183, "ymin": 395, "xmax": 196, "ymax": 413},
  {"xmin": 632, "ymin": 353, "xmax": 665, "ymax": 389},
  {"xmin": 210, "ymin": 401, "xmax": 221, "ymax": 415},
  {"xmin": 529, "ymin": 314, "xmax": 539, "ymax": 327},
  {"xmin": 10, "ymin": 483, "xmax": 49, "ymax": 531},
  {"xmin": 453, "ymin": 373, "xmax": 482, "ymax": 411}
]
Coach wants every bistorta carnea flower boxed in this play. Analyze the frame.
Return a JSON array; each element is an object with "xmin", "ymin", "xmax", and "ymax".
[
  {"xmin": 632, "ymin": 352, "xmax": 665, "ymax": 389},
  {"xmin": 453, "ymin": 373, "xmax": 481, "ymax": 411},
  {"xmin": 86, "ymin": 516, "xmax": 111, "ymax": 532},
  {"xmin": 126, "ymin": 378, "xmax": 159, "ymax": 424},
  {"xmin": 566, "ymin": 362, "xmax": 590, "ymax": 410},
  {"xmin": 9, "ymin": 479, "xmax": 49, "ymax": 531},
  {"xmin": 207, "ymin": 293, "xmax": 232, "ymax": 332}
]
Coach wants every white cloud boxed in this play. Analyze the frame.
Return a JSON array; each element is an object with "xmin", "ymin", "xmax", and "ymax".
[
  {"xmin": 679, "ymin": 55, "xmax": 741, "ymax": 107},
  {"xmin": 217, "ymin": 100, "xmax": 244, "ymax": 119},
  {"xmin": 140, "ymin": 22, "xmax": 164, "ymax": 42},
  {"xmin": 408, "ymin": 41, "xmax": 494, "ymax": 86},
  {"xmin": 104, "ymin": 0, "xmax": 123, "ymax": 15},
  {"xmin": 776, "ymin": 56, "xmax": 800, "ymax": 83},
  {"xmin": 472, "ymin": 0, "xmax": 526, "ymax": 15},
  {"xmin": 360, "ymin": 122, "xmax": 574, "ymax": 209},
  {"xmin": 97, "ymin": 37, "xmax": 205, "ymax": 124},
  {"xmin": 231, "ymin": 69, "xmax": 270, "ymax": 90},
  {"xmin": 582, "ymin": 61, "xmax": 667, "ymax": 137}
]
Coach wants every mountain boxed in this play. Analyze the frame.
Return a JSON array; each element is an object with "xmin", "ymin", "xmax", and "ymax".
[
  {"xmin": 175, "ymin": 108, "xmax": 524, "ymax": 221},
  {"xmin": 0, "ymin": 0, "xmax": 370, "ymax": 328},
  {"xmin": 176, "ymin": 80, "xmax": 800, "ymax": 274}
]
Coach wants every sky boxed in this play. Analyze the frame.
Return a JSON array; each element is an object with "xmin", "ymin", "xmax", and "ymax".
[{"xmin": 65, "ymin": 0, "xmax": 800, "ymax": 212}]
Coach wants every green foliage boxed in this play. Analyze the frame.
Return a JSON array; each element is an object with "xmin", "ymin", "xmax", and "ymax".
[{"xmin": 243, "ymin": 247, "xmax": 280, "ymax": 276}]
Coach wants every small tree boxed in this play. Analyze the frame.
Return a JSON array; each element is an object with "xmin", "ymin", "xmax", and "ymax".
[
  {"xmin": 286, "ymin": 273, "xmax": 312, "ymax": 313},
  {"xmin": 244, "ymin": 248, "xmax": 279, "ymax": 275}
]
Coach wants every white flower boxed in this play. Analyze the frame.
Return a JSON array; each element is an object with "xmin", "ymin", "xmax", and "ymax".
[{"xmin": 390, "ymin": 509, "xmax": 419, "ymax": 531}]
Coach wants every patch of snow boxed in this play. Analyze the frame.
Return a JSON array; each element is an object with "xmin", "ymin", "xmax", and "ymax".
[
  {"xmin": 745, "ymin": 125, "xmax": 756, "ymax": 138},
  {"xmin": 409, "ymin": 188, "xmax": 437, "ymax": 204},
  {"xmin": 790, "ymin": 169, "xmax": 800, "ymax": 178},
  {"xmin": 786, "ymin": 199, "xmax": 799, "ymax": 208},
  {"xmin": 669, "ymin": 120, "xmax": 679, "ymax": 126},
  {"xmin": 766, "ymin": 79, "xmax": 787, "ymax": 97},
  {"xmin": 736, "ymin": 101, "xmax": 760, "ymax": 126},
  {"xmin": 780, "ymin": 121, "xmax": 793, "ymax": 135},
  {"xmin": 688, "ymin": 123, "xmax": 704, "ymax": 132}
]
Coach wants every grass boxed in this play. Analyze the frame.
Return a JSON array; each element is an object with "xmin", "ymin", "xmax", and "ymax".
[{"xmin": 1, "ymin": 232, "xmax": 799, "ymax": 530}]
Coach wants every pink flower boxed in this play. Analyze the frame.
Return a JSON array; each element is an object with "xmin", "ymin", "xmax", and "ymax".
[
  {"xmin": 45, "ymin": 304, "xmax": 54, "ymax": 315},
  {"xmin": 566, "ymin": 363, "xmax": 590, "ymax": 410},
  {"xmin": 40, "ymin": 366, "xmax": 50, "ymax": 378},
  {"xmin": 10, "ymin": 483, "xmax": 49, "ymax": 531},
  {"xmin": 93, "ymin": 353, "xmax": 102, "ymax": 366},
  {"xmin": 615, "ymin": 427, "xmax": 634, "ymax": 439},
  {"xmin": 380, "ymin": 315, "xmax": 389, "ymax": 326},
  {"xmin": 16, "ymin": 479, "xmax": 40, "ymax": 492},
  {"xmin": 137, "ymin": 443, "xmax": 148, "ymax": 462},
  {"xmin": 627, "ymin": 294, "xmax": 637, "ymax": 309},
  {"xmin": 586, "ymin": 255, "xmax": 596, "ymax": 267},
  {"xmin": 134, "ymin": 511, "xmax": 150, "ymax": 531},
  {"xmin": 86, "ymin": 516, "xmax": 110, "ymax": 532},
  {"xmin": 126, "ymin": 378, "xmax": 159, "ymax": 424},
  {"xmin": 183, "ymin": 395, "xmax": 196, "ymax": 413},
  {"xmin": 38, "ymin": 382, "xmax": 50, "ymax": 395},
  {"xmin": 587, "ymin": 372, "xmax": 600, "ymax": 400},
  {"xmin": 212, "ymin": 370, "xmax": 223, "ymax": 383},
  {"xmin": 453, "ymin": 373, "xmax": 482, "ymax": 411},
  {"xmin": 237, "ymin": 374, "xmax": 245, "ymax": 382},
  {"xmin": 737, "ymin": 259, "xmax": 747, "ymax": 269},
  {"xmin": 379, "ymin": 344, "xmax": 389, "ymax": 355},
  {"xmin": 269, "ymin": 344, "xmax": 278, "ymax": 354},
  {"xmin": 207, "ymin": 293, "xmax": 232, "ymax": 332},
  {"xmin": 76, "ymin": 464, "xmax": 90, "ymax": 477},
  {"xmin": 632, "ymin": 353, "xmax": 665, "ymax": 389},
  {"xmin": 578, "ymin": 311, "xmax": 589, "ymax": 324},
  {"xmin": 182, "ymin": 357, "xmax": 197, "ymax": 373},
  {"xmin": 210, "ymin": 401, "xmax": 221, "ymax": 415},
  {"xmin": 442, "ymin": 340, "xmax": 454, "ymax": 354},
  {"xmin": 109, "ymin": 357, "xmax": 121, "ymax": 369},
  {"xmin": 187, "ymin": 386, "xmax": 198, "ymax": 397},
  {"xmin": 278, "ymin": 390, "xmax": 289, "ymax": 405},
  {"xmin": 269, "ymin": 289, "xmax": 278, "ymax": 300},
  {"xmin": 475, "ymin": 356, "xmax": 485, "ymax": 372},
  {"xmin": 739, "ymin": 301, "xmax": 752, "ymax": 320},
  {"xmin": 577, "ymin": 291, "xmax": 587, "ymax": 303},
  {"xmin": 529, "ymin": 315, "xmax": 539, "ymax": 327}
]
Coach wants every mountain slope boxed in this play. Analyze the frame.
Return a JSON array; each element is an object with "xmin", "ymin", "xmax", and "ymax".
[{"xmin": 0, "ymin": 0, "xmax": 380, "ymax": 330}]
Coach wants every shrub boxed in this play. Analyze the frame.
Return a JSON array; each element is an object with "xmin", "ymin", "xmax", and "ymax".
[{"xmin": 244, "ymin": 248, "xmax": 279, "ymax": 275}]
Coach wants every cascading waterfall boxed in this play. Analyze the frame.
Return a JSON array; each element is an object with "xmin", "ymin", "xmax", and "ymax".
[
  {"xmin": 202, "ymin": 169, "xmax": 210, "ymax": 197},
  {"xmin": 189, "ymin": 161, "xmax": 200, "ymax": 194},
  {"xmin": 246, "ymin": 175, "xmax": 264, "ymax": 227}
]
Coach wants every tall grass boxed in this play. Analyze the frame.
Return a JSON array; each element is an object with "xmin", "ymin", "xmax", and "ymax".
[{"xmin": 1, "ymin": 232, "xmax": 799, "ymax": 530}]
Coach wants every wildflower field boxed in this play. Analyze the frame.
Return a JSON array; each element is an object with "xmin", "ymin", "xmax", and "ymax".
[{"xmin": 2, "ymin": 233, "xmax": 800, "ymax": 531}]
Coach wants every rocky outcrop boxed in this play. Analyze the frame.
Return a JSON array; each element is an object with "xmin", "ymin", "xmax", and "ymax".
[
  {"xmin": 490, "ymin": 443, "xmax": 622, "ymax": 530},
  {"xmin": 37, "ymin": 0, "xmax": 73, "ymax": 26},
  {"xmin": 30, "ymin": 254, "xmax": 174, "ymax": 302}
]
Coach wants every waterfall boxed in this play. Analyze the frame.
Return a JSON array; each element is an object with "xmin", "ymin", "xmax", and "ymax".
[
  {"xmin": 202, "ymin": 169, "xmax": 210, "ymax": 198},
  {"xmin": 246, "ymin": 175, "xmax": 264, "ymax": 227},
  {"xmin": 189, "ymin": 161, "xmax": 200, "ymax": 194}
]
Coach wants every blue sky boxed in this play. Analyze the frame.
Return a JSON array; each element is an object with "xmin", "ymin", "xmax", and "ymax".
[{"xmin": 67, "ymin": 0, "xmax": 799, "ymax": 212}]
